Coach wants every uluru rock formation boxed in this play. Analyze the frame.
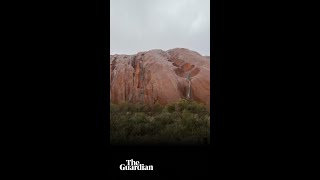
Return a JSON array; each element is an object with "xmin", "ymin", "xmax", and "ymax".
[{"xmin": 110, "ymin": 48, "xmax": 210, "ymax": 109}]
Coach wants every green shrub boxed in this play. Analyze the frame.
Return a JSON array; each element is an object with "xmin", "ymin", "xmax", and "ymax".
[
  {"xmin": 110, "ymin": 99, "xmax": 210, "ymax": 145},
  {"xmin": 154, "ymin": 112, "xmax": 174, "ymax": 125},
  {"xmin": 176, "ymin": 99, "xmax": 189, "ymax": 112},
  {"xmin": 164, "ymin": 103, "xmax": 175, "ymax": 113},
  {"xmin": 151, "ymin": 103, "xmax": 163, "ymax": 114},
  {"xmin": 110, "ymin": 103, "xmax": 120, "ymax": 113}
]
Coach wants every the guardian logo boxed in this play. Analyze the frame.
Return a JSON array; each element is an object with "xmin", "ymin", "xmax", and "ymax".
[{"xmin": 120, "ymin": 159, "xmax": 153, "ymax": 171}]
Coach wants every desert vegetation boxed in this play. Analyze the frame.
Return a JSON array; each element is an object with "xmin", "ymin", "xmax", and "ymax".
[{"xmin": 110, "ymin": 99, "xmax": 210, "ymax": 145}]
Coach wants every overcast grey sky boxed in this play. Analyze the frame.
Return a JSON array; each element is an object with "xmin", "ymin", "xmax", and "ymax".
[{"xmin": 110, "ymin": 0, "xmax": 210, "ymax": 56}]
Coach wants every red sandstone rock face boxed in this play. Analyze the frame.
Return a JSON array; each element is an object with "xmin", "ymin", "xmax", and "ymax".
[{"xmin": 110, "ymin": 48, "xmax": 210, "ymax": 109}]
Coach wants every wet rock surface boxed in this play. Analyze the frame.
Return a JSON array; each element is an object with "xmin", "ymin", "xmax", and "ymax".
[{"xmin": 110, "ymin": 48, "xmax": 210, "ymax": 109}]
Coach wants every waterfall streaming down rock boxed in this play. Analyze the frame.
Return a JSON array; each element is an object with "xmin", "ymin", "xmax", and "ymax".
[{"xmin": 186, "ymin": 73, "xmax": 191, "ymax": 99}]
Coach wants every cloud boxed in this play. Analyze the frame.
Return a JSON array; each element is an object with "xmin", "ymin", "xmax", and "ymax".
[{"xmin": 110, "ymin": 0, "xmax": 210, "ymax": 56}]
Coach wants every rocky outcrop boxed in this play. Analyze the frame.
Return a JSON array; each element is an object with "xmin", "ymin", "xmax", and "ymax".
[{"xmin": 110, "ymin": 48, "xmax": 210, "ymax": 109}]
